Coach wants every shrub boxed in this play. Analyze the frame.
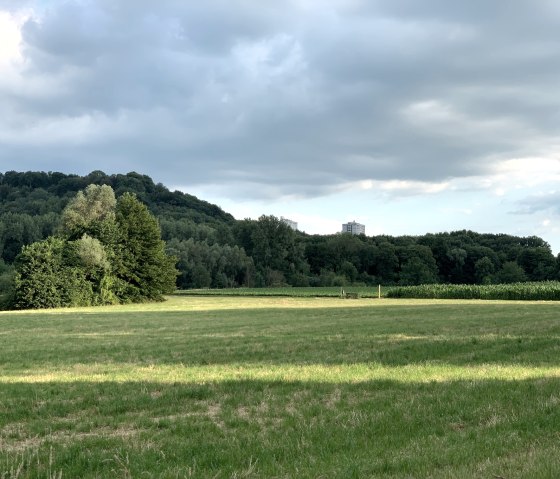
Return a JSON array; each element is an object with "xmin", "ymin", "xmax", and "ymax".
[{"xmin": 13, "ymin": 237, "xmax": 95, "ymax": 309}]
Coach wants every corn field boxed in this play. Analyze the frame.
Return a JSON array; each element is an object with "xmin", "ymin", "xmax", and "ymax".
[{"xmin": 386, "ymin": 281, "xmax": 560, "ymax": 301}]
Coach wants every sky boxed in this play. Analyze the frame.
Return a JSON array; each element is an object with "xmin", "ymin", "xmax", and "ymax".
[{"xmin": 1, "ymin": 1, "xmax": 560, "ymax": 252}]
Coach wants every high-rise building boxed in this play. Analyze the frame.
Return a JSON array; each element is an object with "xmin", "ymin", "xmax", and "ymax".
[
  {"xmin": 281, "ymin": 217, "xmax": 298, "ymax": 231},
  {"xmin": 342, "ymin": 221, "xmax": 365, "ymax": 235}
]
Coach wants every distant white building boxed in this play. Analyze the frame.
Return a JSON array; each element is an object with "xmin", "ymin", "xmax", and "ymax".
[
  {"xmin": 342, "ymin": 221, "xmax": 365, "ymax": 235},
  {"xmin": 281, "ymin": 217, "xmax": 298, "ymax": 231}
]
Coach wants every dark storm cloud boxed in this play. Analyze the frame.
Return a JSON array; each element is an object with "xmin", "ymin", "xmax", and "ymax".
[{"xmin": 1, "ymin": 0, "xmax": 559, "ymax": 198}]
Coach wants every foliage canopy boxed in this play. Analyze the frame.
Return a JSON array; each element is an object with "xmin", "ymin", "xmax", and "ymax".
[{"xmin": 13, "ymin": 186, "xmax": 177, "ymax": 309}]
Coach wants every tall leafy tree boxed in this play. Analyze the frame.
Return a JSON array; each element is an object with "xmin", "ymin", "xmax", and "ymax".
[
  {"xmin": 517, "ymin": 247, "xmax": 557, "ymax": 281},
  {"xmin": 399, "ymin": 258, "xmax": 437, "ymax": 285},
  {"xmin": 474, "ymin": 257, "xmax": 495, "ymax": 284},
  {"xmin": 0, "ymin": 213, "xmax": 41, "ymax": 263},
  {"xmin": 398, "ymin": 245, "xmax": 438, "ymax": 285},
  {"xmin": 372, "ymin": 241, "xmax": 399, "ymax": 284},
  {"xmin": 115, "ymin": 193, "xmax": 177, "ymax": 301},
  {"xmin": 249, "ymin": 215, "xmax": 307, "ymax": 285},
  {"xmin": 494, "ymin": 261, "xmax": 527, "ymax": 284},
  {"xmin": 60, "ymin": 184, "xmax": 117, "ymax": 240},
  {"xmin": 0, "ymin": 260, "xmax": 15, "ymax": 309}
]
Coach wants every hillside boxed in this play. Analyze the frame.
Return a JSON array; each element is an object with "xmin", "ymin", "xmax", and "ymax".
[
  {"xmin": 1, "ymin": 170, "xmax": 559, "ymax": 304},
  {"xmin": 0, "ymin": 170, "xmax": 234, "ymax": 264},
  {"xmin": 0, "ymin": 170, "xmax": 234, "ymax": 223}
]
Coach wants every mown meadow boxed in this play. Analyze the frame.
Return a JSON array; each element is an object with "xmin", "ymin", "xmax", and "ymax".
[
  {"xmin": 177, "ymin": 286, "xmax": 385, "ymax": 298},
  {"xmin": 1, "ymin": 295, "xmax": 560, "ymax": 478}
]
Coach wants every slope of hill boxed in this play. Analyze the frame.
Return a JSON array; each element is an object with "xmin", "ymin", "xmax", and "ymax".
[
  {"xmin": 0, "ymin": 170, "xmax": 235, "ymax": 265},
  {"xmin": 0, "ymin": 170, "xmax": 234, "ymax": 223}
]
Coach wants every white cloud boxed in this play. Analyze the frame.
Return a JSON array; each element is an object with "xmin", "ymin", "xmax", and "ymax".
[
  {"xmin": 491, "ymin": 157, "xmax": 560, "ymax": 187},
  {"xmin": 0, "ymin": 8, "xmax": 32, "ymax": 91},
  {"xmin": 0, "ymin": 110, "xmax": 131, "ymax": 145},
  {"xmin": 378, "ymin": 179, "xmax": 450, "ymax": 195},
  {"xmin": 0, "ymin": 11, "xmax": 24, "ymax": 66},
  {"xmin": 333, "ymin": 178, "xmax": 451, "ymax": 198},
  {"xmin": 449, "ymin": 157, "xmax": 560, "ymax": 200}
]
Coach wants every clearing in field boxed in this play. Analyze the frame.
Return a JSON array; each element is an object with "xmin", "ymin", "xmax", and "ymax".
[{"xmin": 1, "ymin": 296, "xmax": 560, "ymax": 478}]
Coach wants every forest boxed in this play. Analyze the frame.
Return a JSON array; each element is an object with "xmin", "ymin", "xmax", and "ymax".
[{"xmin": 1, "ymin": 170, "xmax": 559, "ymax": 308}]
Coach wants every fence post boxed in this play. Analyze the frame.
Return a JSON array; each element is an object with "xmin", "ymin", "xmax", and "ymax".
[{"xmin": 378, "ymin": 284, "xmax": 381, "ymax": 299}]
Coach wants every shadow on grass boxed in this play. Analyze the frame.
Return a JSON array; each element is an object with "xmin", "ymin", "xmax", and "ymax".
[
  {"xmin": 2, "ymin": 302, "xmax": 560, "ymax": 370},
  {"xmin": 1, "ymin": 377, "xmax": 560, "ymax": 478}
]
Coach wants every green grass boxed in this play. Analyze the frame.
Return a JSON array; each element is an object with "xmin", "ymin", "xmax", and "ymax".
[
  {"xmin": 1, "ymin": 296, "xmax": 560, "ymax": 478},
  {"xmin": 177, "ymin": 285, "xmax": 385, "ymax": 298}
]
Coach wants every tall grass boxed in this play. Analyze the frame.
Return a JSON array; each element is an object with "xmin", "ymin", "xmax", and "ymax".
[{"xmin": 386, "ymin": 281, "xmax": 560, "ymax": 300}]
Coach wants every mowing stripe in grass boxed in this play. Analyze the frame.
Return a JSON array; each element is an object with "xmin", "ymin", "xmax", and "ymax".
[{"xmin": 2, "ymin": 362, "xmax": 560, "ymax": 384}]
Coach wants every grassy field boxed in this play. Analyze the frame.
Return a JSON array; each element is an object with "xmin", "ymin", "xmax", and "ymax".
[
  {"xmin": 1, "ymin": 296, "xmax": 560, "ymax": 478},
  {"xmin": 177, "ymin": 286, "xmax": 385, "ymax": 298}
]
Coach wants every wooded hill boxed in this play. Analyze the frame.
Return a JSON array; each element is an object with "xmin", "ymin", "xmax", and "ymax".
[{"xmin": 1, "ymin": 170, "xmax": 559, "ymax": 306}]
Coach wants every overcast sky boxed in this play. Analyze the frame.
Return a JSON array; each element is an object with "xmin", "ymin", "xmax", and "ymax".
[{"xmin": 1, "ymin": 1, "xmax": 560, "ymax": 251}]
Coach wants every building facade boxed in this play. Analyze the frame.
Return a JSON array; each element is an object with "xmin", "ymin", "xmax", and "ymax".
[{"xmin": 342, "ymin": 221, "xmax": 365, "ymax": 235}]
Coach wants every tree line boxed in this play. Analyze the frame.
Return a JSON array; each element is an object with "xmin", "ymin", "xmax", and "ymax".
[{"xmin": 1, "ymin": 171, "xmax": 559, "ymax": 308}]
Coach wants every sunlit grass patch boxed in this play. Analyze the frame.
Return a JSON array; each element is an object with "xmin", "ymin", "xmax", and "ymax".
[{"xmin": 2, "ymin": 362, "xmax": 560, "ymax": 385}]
